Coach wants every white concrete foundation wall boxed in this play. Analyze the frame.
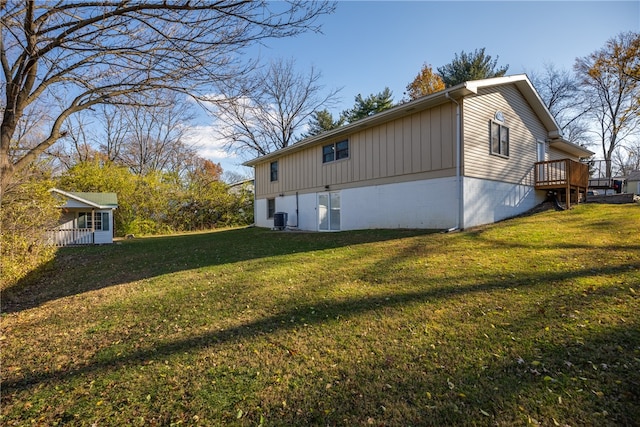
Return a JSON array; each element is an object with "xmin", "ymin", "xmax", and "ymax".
[
  {"xmin": 254, "ymin": 193, "xmax": 318, "ymax": 230},
  {"xmin": 255, "ymin": 177, "xmax": 459, "ymax": 231},
  {"xmin": 254, "ymin": 198, "xmax": 270, "ymax": 228},
  {"xmin": 340, "ymin": 177, "xmax": 458, "ymax": 230},
  {"xmin": 462, "ymin": 177, "xmax": 545, "ymax": 229}
]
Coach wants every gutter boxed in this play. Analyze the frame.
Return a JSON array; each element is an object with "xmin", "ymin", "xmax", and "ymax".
[{"xmin": 445, "ymin": 92, "xmax": 463, "ymax": 231}]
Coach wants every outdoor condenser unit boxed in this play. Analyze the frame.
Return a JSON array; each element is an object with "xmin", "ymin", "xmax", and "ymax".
[{"xmin": 273, "ymin": 212, "xmax": 288, "ymax": 230}]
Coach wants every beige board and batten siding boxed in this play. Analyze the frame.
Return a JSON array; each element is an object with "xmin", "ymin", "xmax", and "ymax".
[
  {"xmin": 254, "ymin": 103, "xmax": 457, "ymax": 198},
  {"xmin": 463, "ymin": 85, "xmax": 548, "ymax": 186}
]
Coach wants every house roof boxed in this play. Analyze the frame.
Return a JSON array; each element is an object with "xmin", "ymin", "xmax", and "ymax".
[
  {"xmin": 244, "ymin": 74, "xmax": 593, "ymax": 166},
  {"xmin": 50, "ymin": 188, "xmax": 118, "ymax": 209},
  {"xmin": 228, "ymin": 178, "xmax": 254, "ymax": 188}
]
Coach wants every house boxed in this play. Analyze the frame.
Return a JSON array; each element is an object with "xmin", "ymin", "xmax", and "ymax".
[
  {"xmin": 244, "ymin": 75, "xmax": 594, "ymax": 232},
  {"xmin": 624, "ymin": 170, "xmax": 640, "ymax": 195},
  {"xmin": 228, "ymin": 178, "xmax": 255, "ymax": 195},
  {"xmin": 48, "ymin": 189, "xmax": 118, "ymax": 245}
]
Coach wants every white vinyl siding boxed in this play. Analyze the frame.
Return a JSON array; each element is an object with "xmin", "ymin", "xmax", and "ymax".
[{"xmin": 463, "ymin": 85, "xmax": 546, "ymax": 185}]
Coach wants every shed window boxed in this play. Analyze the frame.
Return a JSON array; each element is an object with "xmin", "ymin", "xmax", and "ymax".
[
  {"xmin": 490, "ymin": 121, "xmax": 509, "ymax": 157},
  {"xmin": 270, "ymin": 161, "xmax": 278, "ymax": 182},
  {"xmin": 78, "ymin": 212, "xmax": 108, "ymax": 231},
  {"xmin": 323, "ymin": 139, "xmax": 349, "ymax": 163}
]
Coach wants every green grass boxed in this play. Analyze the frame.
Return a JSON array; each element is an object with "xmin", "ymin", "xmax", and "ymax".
[{"xmin": 2, "ymin": 204, "xmax": 639, "ymax": 426}]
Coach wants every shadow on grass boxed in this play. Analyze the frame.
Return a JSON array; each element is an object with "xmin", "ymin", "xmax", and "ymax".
[
  {"xmin": 1, "ymin": 227, "xmax": 436, "ymax": 314},
  {"xmin": 4, "ymin": 262, "xmax": 638, "ymax": 399},
  {"xmin": 283, "ymin": 321, "xmax": 640, "ymax": 426}
]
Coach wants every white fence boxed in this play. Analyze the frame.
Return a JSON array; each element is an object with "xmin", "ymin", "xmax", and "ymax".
[{"xmin": 47, "ymin": 229, "xmax": 94, "ymax": 246}]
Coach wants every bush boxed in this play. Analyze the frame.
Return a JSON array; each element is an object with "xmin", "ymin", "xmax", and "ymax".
[{"xmin": 1, "ymin": 170, "xmax": 59, "ymax": 289}]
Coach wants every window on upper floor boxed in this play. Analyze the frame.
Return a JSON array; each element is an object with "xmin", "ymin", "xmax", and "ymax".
[
  {"xmin": 322, "ymin": 139, "xmax": 349, "ymax": 163},
  {"xmin": 490, "ymin": 121, "xmax": 509, "ymax": 158},
  {"xmin": 270, "ymin": 161, "xmax": 278, "ymax": 181}
]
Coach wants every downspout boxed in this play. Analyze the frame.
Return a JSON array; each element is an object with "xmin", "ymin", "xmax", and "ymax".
[{"xmin": 445, "ymin": 92, "xmax": 462, "ymax": 231}]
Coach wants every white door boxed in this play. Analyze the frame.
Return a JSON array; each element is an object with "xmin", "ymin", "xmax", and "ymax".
[
  {"xmin": 537, "ymin": 140, "xmax": 546, "ymax": 162},
  {"xmin": 536, "ymin": 140, "xmax": 546, "ymax": 182},
  {"xmin": 318, "ymin": 192, "xmax": 340, "ymax": 231}
]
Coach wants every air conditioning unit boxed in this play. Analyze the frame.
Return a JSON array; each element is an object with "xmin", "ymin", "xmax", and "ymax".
[{"xmin": 273, "ymin": 212, "xmax": 288, "ymax": 230}]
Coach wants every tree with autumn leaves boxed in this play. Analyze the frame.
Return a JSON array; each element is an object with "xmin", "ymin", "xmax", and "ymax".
[
  {"xmin": 405, "ymin": 63, "xmax": 445, "ymax": 101},
  {"xmin": 575, "ymin": 31, "xmax": 640, "ymax": 178},
  {"xmin": 405, "ymin": 37, "xmax": 639, "ymax": 178}
]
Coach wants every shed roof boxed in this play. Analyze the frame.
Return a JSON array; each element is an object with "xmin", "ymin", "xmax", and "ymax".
[{"xmin": 50, "ymin": 188, "xmax": 118, "ymax": 209}]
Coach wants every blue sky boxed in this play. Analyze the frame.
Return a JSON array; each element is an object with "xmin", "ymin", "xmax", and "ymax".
[{"xmin": 194, "ymin": 1, "xmax": 639, "ymax": 176}]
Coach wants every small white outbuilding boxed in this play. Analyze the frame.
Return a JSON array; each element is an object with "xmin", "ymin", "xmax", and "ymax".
[{"xmin": 49, "ymin": 188, "xmax": 118, "ymax": 245}]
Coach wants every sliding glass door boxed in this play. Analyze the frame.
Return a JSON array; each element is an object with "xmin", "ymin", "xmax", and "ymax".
[{"xmin": 318, "ymin": 192, "xmax": 340, "ymax": 231}]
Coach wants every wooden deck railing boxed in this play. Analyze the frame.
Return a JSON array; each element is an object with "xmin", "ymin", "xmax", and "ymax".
[
  {"xmin": 47, "ymin": 229, "xmax": 94, "ymax": 246},
  {"xmin": 534, "ymin": 159, "xmax": 590, "ymax": 208},
  {"xmin": 534, "ymin": 159, "xmax": 589, "ymax": 189}
]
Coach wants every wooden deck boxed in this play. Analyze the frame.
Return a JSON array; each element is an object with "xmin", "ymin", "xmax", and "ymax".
[{"xmin": 534, "ymin": 159, "xmax": 590, "ymax": 208}]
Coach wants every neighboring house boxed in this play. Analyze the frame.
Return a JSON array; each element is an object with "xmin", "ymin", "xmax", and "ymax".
[
  {"xmin": 228, "ymin": 179, "xmax": 255, "ymax": 195},
  {"xmin": 48, "ymin": 189, "xmax": 118, "ymax": 245},
  {"xmin": 244, "ymin": 75, "xmax": 594, "ymax": 232},
  {"xmin": 625, "ymin": 170, "xmax": 640, "ymax": 194}
]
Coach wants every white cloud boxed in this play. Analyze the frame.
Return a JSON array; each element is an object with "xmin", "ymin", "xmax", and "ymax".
[{"xmin": 183, "ymin": 124, "xmax": 235, "ymax": 161}]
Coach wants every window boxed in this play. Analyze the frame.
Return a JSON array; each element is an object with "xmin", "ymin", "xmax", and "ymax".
[
  {"xmin": 322, "ymin": 139, "xmax": 349, "ymax": 163},
  {"xmin": 270, "ymin": 161, "xmax": 278, "ymax": 182},
  {"xmin": 78, "ymin": 212, "xmax": 108, "ymax": 230},
  {"xmin": 101, "ymin": 212, "xmax": 110, "ymax": 231},
  {"xmin": 267, "ymin": 198, "xmax": 276, "ymax": 219},
  {"xmin": 490, "ymin": 121, "xmax": 509, "ymax": 157}
]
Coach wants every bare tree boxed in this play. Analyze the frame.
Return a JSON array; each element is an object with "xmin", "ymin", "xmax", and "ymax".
[
  {"xmin": 1, "ymin": 0, "xmax": 335, "ymax": 201},
  {"xmin": 574, "ymin": 32, "xmax": 640, "ymax": 177},
  {"xmin": 117, "ymin": 91, "xmax": 197, "ymax": 175},
  {"xmin": 212, "ymin": 58, "xmax": 341, "ymax": 157},
  {"xmin": 98, "ymin": 105, "xmax": 129, "ymax": 163},
  {"xmin": 529, "ymin": 64, "xmax": 590, "ymax": 145},
  {"xmin": 63, "ymin": 114, "xmax": 98, "ymax": 164},
  {"xmin": 612, "ymin": 139, "xmax": 640, "ymax": 176}
]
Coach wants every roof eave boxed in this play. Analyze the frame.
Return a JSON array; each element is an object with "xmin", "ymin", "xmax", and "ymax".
[
  {"xmin": 468, "ymin": 74, "xmax": 562, "ymax": 135},
  {"xmin": 243, "ymin": 83, "xmax": 476, "ymax": 167},
  {"xmin": 548, "ymin": 139, "xmax": 595, "ymax": 158},
  {"xmin": 50, "ymin": 188, "xmax": 118, "ymax": 209},
  {"xmin": 243, "ymin": 74, "xmax": 570, "ymax": 166}
]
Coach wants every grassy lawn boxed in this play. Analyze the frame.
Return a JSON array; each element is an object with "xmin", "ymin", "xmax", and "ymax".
[{"xmin": 1, "ymin": 204, "xmax": 639, "ymax": 426}]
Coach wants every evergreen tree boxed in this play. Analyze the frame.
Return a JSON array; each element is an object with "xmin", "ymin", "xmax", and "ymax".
[
  {"xmin": 437, "ymin": 48, "xmax": 509, "ymax": 87},
  {"xmin": 302, "ymin": 109, "xmax": 345, "ymax": 138},
  {"xmin": 342, "ymin": 88, "xmax": 395, "ymax": 123}
]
